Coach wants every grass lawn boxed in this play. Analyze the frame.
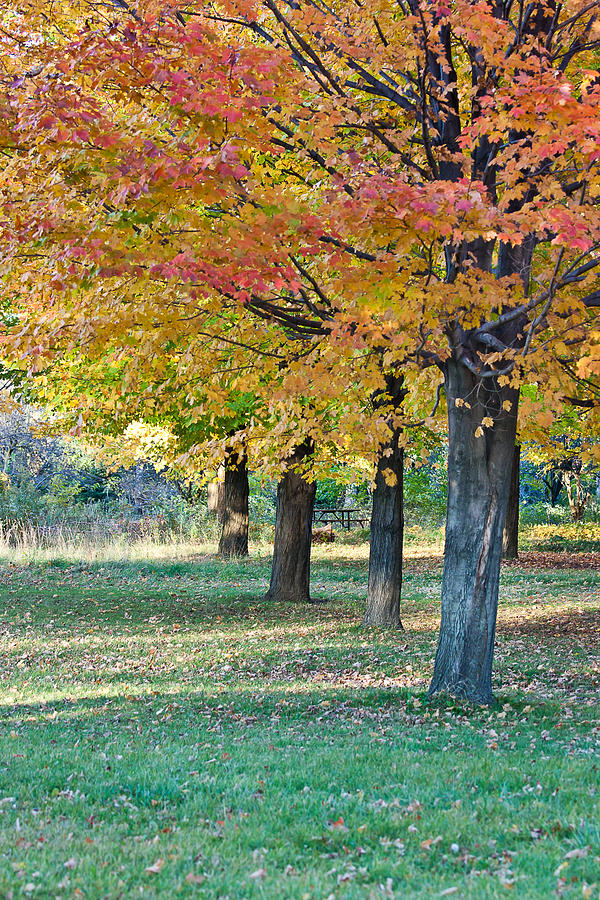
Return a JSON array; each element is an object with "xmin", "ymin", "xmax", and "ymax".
[{"xmin": 0, "ymin": 535, "xmax": 599, "ymax": 899}]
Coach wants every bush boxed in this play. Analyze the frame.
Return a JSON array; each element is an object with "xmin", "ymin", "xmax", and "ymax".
[
  {"xmin": 521, "ymin": 521, "xmax": 600, "ymax": 552},
  {"xmin": 248, "ymin": 475, "xmax": 277, "ymax": 525},
  {"xmin": 0, "ymin": 477, "xmax": 47, "ymax": 524},
  {"xmin": 404, "ymin": 455, "xmax": 447, "ymax": 527},
  {"xmin": 520, "ymin": 501, "xmax": 570, "ymax": 526}
]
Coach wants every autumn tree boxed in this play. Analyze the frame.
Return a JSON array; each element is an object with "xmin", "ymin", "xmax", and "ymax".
[{"xmin": 2, "ymin": 0, "xmax": 600, "ymax": 700}]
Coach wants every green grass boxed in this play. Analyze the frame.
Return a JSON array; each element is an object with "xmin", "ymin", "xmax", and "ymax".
[{"xmin": 0, "ymin": 540, "xmax": 599, "ymax": 899}]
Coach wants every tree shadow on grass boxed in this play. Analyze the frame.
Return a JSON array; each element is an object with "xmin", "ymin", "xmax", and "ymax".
[{"xmin": 498, "ymin": 605, "xmax": 600, "ymax": 641}]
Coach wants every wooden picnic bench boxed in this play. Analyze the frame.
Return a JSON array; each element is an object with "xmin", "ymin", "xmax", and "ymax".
[{"xmin": 312, "ymin": 507, "xmax": 370, "ymax": 530}]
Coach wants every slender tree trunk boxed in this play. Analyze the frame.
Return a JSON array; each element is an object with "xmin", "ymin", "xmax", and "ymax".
[
  {"xmin": 363, "ymin": 435, "xmax": 404, "ymax": 628},
  {"xmin": 363, "ymin": 373, "xmax": 405, "ymax": 627},
  {"xmin": 564, "ymin": 469, "xmax": 589, "ymax": 522},
  {"xmin": 429, "ymin": 360, "xmax": 518, "ymax": 704},
  {"xmin": 218, "ymin": 446, "xmax": 249, "ymax": 558},
  {"xmin": 502, "ymin": 444, "xmax": 520, "ymax": 560},
  {"xmin": 544, "ymin": 468, "xmax": 562, "ymax": 506},
  {"xmin": 264, "ymin": 441, "xmax": 316, "ymax": 603},
  {"xmin": 207, "ymin": 467, "xmax": 225, "ymax": 521},
  {"xmin": 343, "ymin": 481, "xmax": 358, "ymax": 508}
]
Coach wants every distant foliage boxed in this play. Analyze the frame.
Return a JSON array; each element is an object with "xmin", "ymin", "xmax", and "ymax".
[
  {"xmin": 522, "ymin": 522, "xmax": 600, "ymax": 553},
  {"xmin": 404, "ymin": 453, "xmax": 448, "ymax": 526}
]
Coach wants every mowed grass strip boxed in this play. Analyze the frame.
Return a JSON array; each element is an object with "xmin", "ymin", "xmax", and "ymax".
[{"xmin": 0, "ymin": 543, "xmax": 598, "ymax": 899}]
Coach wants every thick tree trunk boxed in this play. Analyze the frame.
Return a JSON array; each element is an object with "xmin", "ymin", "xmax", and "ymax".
[
  {"xmin": 429, "ymin": 360, "xmax": 518, "ymax": 704},
  {"xmin": 363, "ymin": 437, "xmax": 404, "ymax": 628},
  {"xmin": 502, "ymin": 444, "xmax": 520, "ymax": 560},
  {"xmin": 264, "ymin": 441, "xmax": 316, "ymax": 603},
  {"xmin": 218, "ymin": 446, "xmax": 249, "ymax": 558}
]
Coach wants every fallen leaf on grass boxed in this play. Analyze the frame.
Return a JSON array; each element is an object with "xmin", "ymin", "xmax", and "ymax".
[
  {"xmin": 439, "ymin": 889, "xmax": 459, "ymax": 897},
  {"xmin": 249, "ymin": 869, "xmax": 266, "ymax": 880},
  {"xmin": 145, "ymin": 859, "xmax": 164, "ymax": 874},
  {"xmin": 564, "ymin": 847, "xmax": 587, "ymax": 859},
  {"xmin": 420, "ymin": 836, "xmax": 442, "ymax": 850},
  {"xmin": 329, "ymin": 816, "xmax": 349, "ymax": 833}
]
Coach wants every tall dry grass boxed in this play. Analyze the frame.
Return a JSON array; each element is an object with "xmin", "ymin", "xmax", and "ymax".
[{"xmin": 0, "ymin": 515, "xmax": 218, "ymax": 564}]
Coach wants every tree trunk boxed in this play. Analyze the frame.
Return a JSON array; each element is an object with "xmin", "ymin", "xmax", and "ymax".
[
  {"xmin": 264, "ymin": 441, "xmax": 316, "ymax": 603},
  {"xmin": 218, "ymin": 447, "xmax": 249, "ymax": 558},
  {"xmin": 544, "ymin": 468, "xmax": 562, "ymax": 506},
  {"xmin": 502, "ymin": 444, "xmax": 520, "ymax": 560},
  {"xmin": 564, "ymin": 470, "xmax": 589, "ymax": 522},
  {"xmin": 363, "ymin": 436, "xmax": 404, "ymax": 628},
  {"xmin": 343, "ymin": 481, "xmax": 358, "ymax": 508},
  {"xmin": 207, "ymin": 469, "xmax": 225, "ymax": 521},
  {"xmin": 429, "ymin": 360, "xmax": 518, "ymax": 704}
]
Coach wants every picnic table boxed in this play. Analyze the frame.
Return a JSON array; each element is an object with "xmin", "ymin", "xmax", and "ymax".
[{"xmin": 312, "ymin": 507, "xmax": 369, "ymax": 530}]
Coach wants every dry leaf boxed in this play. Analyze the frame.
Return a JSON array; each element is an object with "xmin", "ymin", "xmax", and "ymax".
[
  {"xmin": 145, "ymin": 859, "xmax": 164, "ymax": 874},
  {"xmin": 420, "ymin": 835, "xmax": 442, "ymax": 850},
  {"xmin": 564, "ymin": 847, "xmax": 587, "ymax": 859}
]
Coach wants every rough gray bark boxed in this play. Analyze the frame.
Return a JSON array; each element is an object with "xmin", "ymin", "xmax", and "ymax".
[
  {"xmin": 218, "ymin": 446, "xmax": 249, "ymax": 558},
  {"xmin": 363, "ymin": 430, "xmax": 404, "ymax": 628},
  {"xmin": 264, "ymin": 441, "xmax": 316, "ymax": 603},
  {"xmin": 429, "ymin": 360, "xmax": 518, "ymax": 704},
  {"xmin": 502, "ymin": 444, "xmax": 520, "ymax": 560}
]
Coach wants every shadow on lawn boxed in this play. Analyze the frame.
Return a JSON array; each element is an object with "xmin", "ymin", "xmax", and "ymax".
[
  {"xmin": 0, "ymin": 681, "xmax": 424, "ymax": 729},
  {"xmin": 499, "ymin": 606, "xmax": 600, "ymax": 641}
]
